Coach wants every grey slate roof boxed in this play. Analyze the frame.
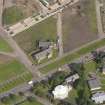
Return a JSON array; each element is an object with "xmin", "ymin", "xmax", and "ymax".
[
  {"xmin": 39, "ymin": 41, "xmax": 52, "ymax": 49},
  {"xmin": 88, "ymin": 77, "xmax": 101, "ymax": 91}
]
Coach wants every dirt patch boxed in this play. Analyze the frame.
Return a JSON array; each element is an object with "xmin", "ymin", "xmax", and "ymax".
[
  {"xmin": 0, "ymin": 54, "xmax": 13, "ymax": 64},
  {"xmin": 62, "ymin": 0, "xmax": 98, "ymax": 53},
  {"xmin": 4, "ymin": 0, "xmax": 42, "ymax": 17}
]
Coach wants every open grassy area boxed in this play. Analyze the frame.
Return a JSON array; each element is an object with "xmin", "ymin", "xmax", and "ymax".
[
  {"xmin": 0, "ymin": 97, "xmax": 42, "ymax": 105},
  {"xmin": 14, "ymin": 17, "xmax": 57, "ymax": 54},
  {"xmin": 0, "ymin": 72, "xmax": 32, "ymax": 93},
  {"xmin": 0, "ymin": 60, "xmax": 27, "ymax": 82},
  {"xmin": 3, "ymin": 6, "xmax": 25, "ymax": 25},
  {"xmin": 39, "ymin": 38, "xmax": 105, "ymax": 74},
  {"xmin": 20, "ymin": 100, "xmax": 42, "ymax": 105},
  {"xmin": 84, "ymin": 61, "xmax": 96, "ymax": 77},
  {"xmin": 83, "ymin": 0, "xmax": 97, "ymax": 33},
  {"xmin": 0, "ymin": 37, "xmax": 12, "ymax": 52},
  {"xmin": 0, "ymin": 59, "xmax": 32, "ymax": 93}
]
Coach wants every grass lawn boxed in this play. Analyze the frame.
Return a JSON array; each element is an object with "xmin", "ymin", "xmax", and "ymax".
[
  {"xmin": 14, "ymin": 17, "xmax": 57, "ymax": 54},
  {"xmin": 3, "ymin": 6, "xmax": 25, "ymax": 25},
  {"xmin": 84, "ymin": 61, "xmax": 96, "ymax": 77},
  {"xmin": 0, "ymin": 59, "xmax": 33, "ymax": 93},
  {"xmin": 0, "ymin": 72, "xmax": 32, "ymax": 93},
  {"xmin": 67, "ymin": 89, "xmax": 78, "ymax": 105},
  {"xmin": 83, "ymin": 0, "xmax": 97, "ymax": 33},
  {"xmin": 39, "ymin": 38, "xmax": 105, "ymax": 74},
  {"xmin": 0, "ymin": 60, "xmax": 27, "ymax": 82},
  {"xmin": 20, "ymin": 100, "xmax": 42, "ymax": 105},
  {"xmin": 0, "ymin": 37, "xmax": 12, "ymax": 52}
]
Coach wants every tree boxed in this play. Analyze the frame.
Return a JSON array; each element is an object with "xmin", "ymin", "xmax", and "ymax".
[
  {"xmin": 92, "ymin": 51, "xmax": 105, "ymax": 71},
  {"xmin": 8, "ymin": 93, "xmax": 15, "ymax": 99},
  {"xmin": 18, "ymin": 91, "xmax": 24, "ymax": 96},
  {"xmin": 0, "ymin": 96, "xmax": 8, "ymax": 104},
  {"xmin": 74, "ymin": 63, "xmax": 91, "ymax": 105},
  {"xmin": 26, "ymin": 96, "xmax": 34, "ymax": 102}
]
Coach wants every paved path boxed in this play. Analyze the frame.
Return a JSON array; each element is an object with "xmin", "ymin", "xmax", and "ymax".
[
  {"xmin": 57, "ymin": 12, "xmax": 64, "ymax": 57},
  {"xmin": 0, "ymin": 51, "xmax": 16, "ymax": 58},
  {"xmin": 95, "ymin": 0, "xmax": 105, "ymax": 38},
  {"xmin": 0, "ymin": 27, "xmax": 41, "ymax": 78},
  {"xmin": 0, "ymin": 0, "xmax": 3, "ymax": 26}
]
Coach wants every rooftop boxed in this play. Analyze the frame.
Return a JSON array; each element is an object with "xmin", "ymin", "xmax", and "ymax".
[
  {"xmin": 52, "ymin": 85, "xmax": 72, "ymax": 99},
  {"xmin": 65, "ymin": 73, "xmax": 79, "ymax": 83},
  {"xmin": 88, "ymin": 77, "xmax": 101, "ymax": 91}
]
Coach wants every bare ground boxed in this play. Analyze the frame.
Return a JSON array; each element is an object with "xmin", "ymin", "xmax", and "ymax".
[
  {"xmin": 0, "ymin": 54, "xmax": 13, "ymax": 64},
  {"xmin": 62, "ymin": 4, "xmax": 98, "ymax": 53}
]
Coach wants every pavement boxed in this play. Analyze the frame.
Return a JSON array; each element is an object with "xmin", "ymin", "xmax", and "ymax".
[
  {"xmin": 95, "ymin": 0, "xmax": 105, "ymax": 38},
  {"xmin": 0, "ymin": 0, "xmax": 3, "ymax": 26},
  {"xmin": 57, "ymin": 12, "xmax": 64, "ymax": 57}
]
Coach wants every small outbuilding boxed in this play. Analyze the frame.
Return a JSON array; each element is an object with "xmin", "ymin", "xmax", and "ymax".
[
  {"xmin": 38, "ymin": 41, "xmax": 52, "ymax": 49},
  {"xmin": 88, "ymin": 77, "xmax": 101, "ymax": 91}
]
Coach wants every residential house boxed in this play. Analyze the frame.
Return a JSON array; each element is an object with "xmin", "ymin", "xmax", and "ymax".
[
  {"xmin": 38, "ymin": 41, "xmax": 52, "ymax": 49},
  {"xmin": 92, "ymin": 92, "xmax": 105, "ymax": 104},
  {"xmin": 65, "ymin": 73, "xmax": 79, "ymax": 83},
  {"xmin": 34, "ymin": 48, "xmax": 53, "ymax": 63},
  {"xmin": 88, "ymin": 77, "xmax": 101, "ymax": 91}
]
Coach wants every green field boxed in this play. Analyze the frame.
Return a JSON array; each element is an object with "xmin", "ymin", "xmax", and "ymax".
[
  {"xmin": 3, "ymin": 6, "xmax": 25, "ymax": 25},
  {"xmin": 0, "ymin": 60, "xmax": 27, "ymax": 82},
  {"xmin": 84, "ymin": 0, "xmax": 97, "ymax": 33},
  {"xmin": 14, "ymin": 17, "xmax": 57, "ymax": 54},
  {"xmin": 0, "ymin": 72, "xmax": 32, "ymax": 93},
  {"xmin": 0, "ymin": 60, "xmax": 32, "ymax": 93},
  {"xmin": 39, "ymin": 38, "xmax": 105, "ymax": 74},
  {"xmin": 0, "ymin": 38, "xmax": 12, "ymax": 52},
  {"xmin": 0, "ymin": 98, "xmax": 42, "ymax": 105},
  {"xmin": 84, "ymin": 61, "xmax": 96, "ymax": 77},
  {"xmin": 20, "ymin": 100, "xmax": 42, "ymax": 105}
]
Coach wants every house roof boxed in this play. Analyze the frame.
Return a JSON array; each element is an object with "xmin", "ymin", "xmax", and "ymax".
[
  {"xmin": 65, "ymin": 74, "xmax": 79, "ymax": 83},
  {"xmin": 88, "ymin": 77, "xmax": 101, "ymax": 91},
  {"xmin": 39, "ymin": 41, "xmax": 52, "ymax": 49},
  {"xmin": 92, "ymin": 92, "xmax": 105, "ymax": 103},
  {"xmin": 35, "ymin": 48, "xmax": 52, "ymax": 59},
  {"xmin": 52, "ymin": 85, "xmax": 72, "ymax": 99},
  {"xmin": 92, "ymin": 92, "xmax": 105, "ymax": 98}
]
